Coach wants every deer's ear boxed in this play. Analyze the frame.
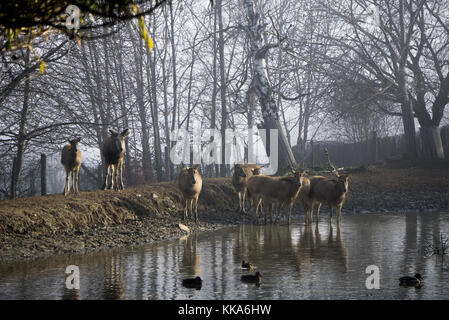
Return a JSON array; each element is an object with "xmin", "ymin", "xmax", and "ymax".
[
  {"xmin": 76, "ymin": 137, "xmax": 81, "ymax": 143},
  {"xmin": 193, "ymin": 164, "xmax": 201, "ymax": 171},
  {"xmin": 332, "ymin": 170, "xmax": 340, "ymax": 177},
  {"xmin": 67, "ymin": 138, "xmax": 71, "ymax": 143},
  {"xmin": 121, "ymin": 128, "xmax": 130, "ymax": 138},
  {"xmin": 109, "ymin": 129, "xmax": 118, "ymax": 136}
]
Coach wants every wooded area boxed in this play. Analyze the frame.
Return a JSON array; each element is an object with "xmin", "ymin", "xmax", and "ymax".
[{"xmin": 1, "ymin": 0, "xmax": 448, "ymax": 199}]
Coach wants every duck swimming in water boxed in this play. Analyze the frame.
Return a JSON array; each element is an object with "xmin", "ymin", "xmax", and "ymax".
[
  {"xmin": 241, "ymin": 260, "xmax": 254, "ymax": 270},
  {"xmin": 399, "ymin": 273, "xmax": 423, "ymax": 287},
  {"xmin": 182, "ymin": 276, "xmax": 202, "ymax": 289},
  {"xmin": 241, "ymin": 272, "xmax": 262, "ymax": 285}
]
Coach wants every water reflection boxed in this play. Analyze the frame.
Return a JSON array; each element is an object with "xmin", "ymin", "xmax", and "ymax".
[
  {"xmin": 103, "ymin": 254, "xmax": 125, "ymax": 300},
  {"xmin": 180, "ymin": 233, "xmax": 201, "ymax": 277},
  {"xmin": 0, "ymin": 212, "xmax": 449, "ymax": 300},
  {"xmin": 61, "ymin": 287, "xmax": 81, "ymax": 300}
]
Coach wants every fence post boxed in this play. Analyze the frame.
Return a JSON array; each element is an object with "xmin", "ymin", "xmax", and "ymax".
[
  {"xmin": 40, "ymin": 154, "xmax": 47, "ymax": 196},
  {"xmin": 372, "ymin": 131, "xmax": 378, "ymax": 163},
  {"xmin": 310, "ymin": 140, "xmax": 314, "ymax": 168},
  {"xmin": 10, "ymin": 157, "xmax": 17, "ymax": 199}
]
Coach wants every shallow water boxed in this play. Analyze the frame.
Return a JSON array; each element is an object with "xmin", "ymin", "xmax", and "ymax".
[{"xmin": 1, "ymin": 212, "xmax": 449, "ymax": 300}]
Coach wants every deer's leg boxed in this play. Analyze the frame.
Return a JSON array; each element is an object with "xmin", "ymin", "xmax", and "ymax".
[
  {"xmin": 254, "ymin": 197, "xmax": 262, "ymax": 222},
  {"xmin": 74, "ymin": 167, "xmax": 80, "ymax": 194},
  {"xmin": 119, "ymin": 161, "xmax": 124, "ymax": 190},
  {"xmin": 337, "ymin": 205, "xmax": 342, "ymax": 221},
  {"xmin": 288, "ymin": 203, "xmax": 293, "ymax": 225},
  {"xmin": 70, "ymin": 170, "xmax": 75, "ymax": 194},
  {"xmin": 242, "ymin": 189, "xmax": 247, "ymax": 213},
  {"xmin": 189, "ymin": 198, "xmax": 194, "ymax": 220},
  {"xmin": 270, "ymin": 203, "xmax": 275, "ymax": 224},
  {"xmin": 103, "ymin": 165, "xmax": 110, "ymax": 190},
  {"xmin": 194, "ymin": 195, "xmax": 199, "ymax": 223},
  {"xmin": 264, "ymin": 201, "xmax": 270, "ymax": 224},
  {"xmin": 277, "ymin": 203, "xmax": 283, "ymax": 223},
  {"xmin": 238, "ymin": 192, "xmax": 242, "ymax": 212},
  {"xmin": 183, "ymin": 199, "xmax": 188, "ymax": 220},
  {"xmin": 303, "ymin": 199, "xmax": 311, "ymax": 225},
  {"xmin": 112, "ymin": 165, "xmax": 119, "ymax": 191},
  {"xmin": 329, "ymin": 204, "xmax": 333, "ymax": 223},
  {"xmin": 315, "ymin": 203, "xmax": 322, "ymax": 222},
  {"xmin": 64, "ymin": 169, "xmax": 70, "ymax": 196}
]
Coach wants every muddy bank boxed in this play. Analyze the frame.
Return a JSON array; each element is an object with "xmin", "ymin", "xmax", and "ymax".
[{"xmin": 1, "ymin": 167, "xmax": 449, "ymax": 264}]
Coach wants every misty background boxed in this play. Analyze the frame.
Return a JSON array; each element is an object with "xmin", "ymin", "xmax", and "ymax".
[{"xmin": 1, "ymin": 0, "xmax": 448, "ymax": 199}]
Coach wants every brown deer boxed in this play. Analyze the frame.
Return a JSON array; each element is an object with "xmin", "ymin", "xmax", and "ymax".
[
  {"xmin": 297, "ymin": 175, "xmax": 328, "ymax": 224},
  {"xmin": 61, "ymin": 138, "xmax": 82, "ymax": 196},
  {"xmin": 101, "ymin": 129, "xmax": 129, "ymax": 191},
  {"xmin": 309, "ymin": 170, "xmax": 349, "ymax": 222},
  {"xmin": 247, "ymin": 169, "xmax": 305, "ymax": 224},
  {"xmin": 178, "ymin": 165, "xmax": 203, "ymax": 222},
  {"xmin": 232, "ymin": 163, "xmax": 261, "ymax": 213}
]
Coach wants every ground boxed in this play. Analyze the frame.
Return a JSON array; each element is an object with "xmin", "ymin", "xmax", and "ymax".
[{"xmin": 0, "ymin": 165, "xmax": 448, "ymax": 264}]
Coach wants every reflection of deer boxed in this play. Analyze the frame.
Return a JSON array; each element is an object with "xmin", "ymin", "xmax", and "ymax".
[
  {"xmin": 294, "ymin": 221, "xmax": 349, "ymax": 276},
  {"xmin": 180, "ymin": 233, "xmax": 201, "ymax": 277},
  {"xmin": 103, "ymin": 254, "xmax": 125, "ymax": 300}
]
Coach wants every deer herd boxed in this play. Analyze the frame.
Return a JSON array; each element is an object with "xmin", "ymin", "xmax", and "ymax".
[{"xmin": 61, "ymin": 130, "xmax": 348, "ymax": 224}]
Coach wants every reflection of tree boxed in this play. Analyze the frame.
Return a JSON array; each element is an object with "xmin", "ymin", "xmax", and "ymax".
[
  {"xmin": 103, "ymin": 254, "xmax": 125, "ymax": 300},
  {"xmin": 180, "ymin": 233, "xmax": 201, "ymax": 276}
]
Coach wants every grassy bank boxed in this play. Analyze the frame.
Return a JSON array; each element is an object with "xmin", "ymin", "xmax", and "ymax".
[{"xmin": 1, "ymin": 166, "xmax": 449, "ymax": 263}]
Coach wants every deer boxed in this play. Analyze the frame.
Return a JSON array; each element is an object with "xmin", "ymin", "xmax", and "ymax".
[
  {"xmin": 232, "ymin": 163, "xmax": 261, "ymax": 213},
  {"xmin": 178, "ymin": 165, "xmax": 203, "ymax": 222},
  {"xmin": 61, "ymin": 137, "xmax": 82, "ymax": 196},
  {"xmin": 299, "ymin": 148, "xmax": 349, "ymax": 223},
  {"xmin": 101, "ymin": 129, "xmax": 129, "ymax": 191},
  {"xmin": 297, "ymin": 175, "xmax": 328, "ymax": 224},
  {"xmin": 309, "ymin": 170, "xmax": 349, "ymax": 222},
  {"xmin": 247, "ymin": 169, "xmax": 305, "ymax": 224}
]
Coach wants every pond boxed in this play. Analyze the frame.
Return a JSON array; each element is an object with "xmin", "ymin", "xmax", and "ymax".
[{"xmin": 1, "ymin": 212, "xmax": 449, "ymax": 300}]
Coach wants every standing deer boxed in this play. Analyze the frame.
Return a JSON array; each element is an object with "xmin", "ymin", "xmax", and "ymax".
[
  {"xmin": 101, "ymin": 129, "xmax": 129, "ymax": 191},
  {"xmin": 309, "ymin": 170, "xmax": 349, "ymax": 222},
  {"xmin": 247, "ymin": 169, "xmax": 305, "ymax": 224},
  {"xmin": 178, "ymin": 165, "xmax": 203, "ymax": 222},
  {"xmin": 61, "ymin": 137, "xmax": 82, "ymax": 196},
  {"xmin": 297, "ymin": 175, "xmax": 328, "ymax": 224},
  {"xmin": 232, "ymin": 163, "xmax": 261, "ymax": 213}
]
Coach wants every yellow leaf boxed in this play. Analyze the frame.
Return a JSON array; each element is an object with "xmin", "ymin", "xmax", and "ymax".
[
  {"xmin": 147, "ymin": 35, "xmax": 154, "ymax": 50},
  {"xmin": 39, "ymin": 61, "xmax": 47, "ymax": 74}
]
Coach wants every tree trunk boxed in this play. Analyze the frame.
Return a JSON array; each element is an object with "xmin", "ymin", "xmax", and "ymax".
[
  {"xmin": 11, "ymin": 48, "xmax": 31, "ymax": 199},
  {"xmin": 243, "ymin": 0, "xmax": 296, "ymax": 174},
  {"xmin": 400, "ymin": 97, "xmax": 418, "ymax": 160},
  {"xmin": 420, "ymin": 126, "xmax": 444, "ymax": 160},
  {"xmin": 40, "ymin": 154, "xmax": 47, "ymax": 196},
  {"xmin": 217, "ymin": 0, "xmax": 228, "ymax": 177},
  {"xmin": 211, "ymin": 4, "xmax": 219, "ymax": 177},
  {"xmin": 148, "ymin": 42, "xmax": 163, "ymax": 182}
]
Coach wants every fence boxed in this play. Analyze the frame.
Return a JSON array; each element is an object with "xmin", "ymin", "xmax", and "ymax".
[{"xmin": 293, "ymin": 125, "xmax": 449, "ymax": 168}]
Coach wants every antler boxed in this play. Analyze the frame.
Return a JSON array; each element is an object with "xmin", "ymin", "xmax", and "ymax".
[{"xmin": 324, "ymin": 148, "xmax": 339, "ymax": 177}]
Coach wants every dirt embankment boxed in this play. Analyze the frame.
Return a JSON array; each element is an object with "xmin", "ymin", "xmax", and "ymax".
[{"xmin": 1, "ymin": 166, "xmax": 449, "ymax": 264}]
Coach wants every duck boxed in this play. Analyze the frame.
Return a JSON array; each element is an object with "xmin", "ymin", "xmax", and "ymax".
[
  {"xmin": 241, "ymin": 272, "xmax": 262, "ymax": 284},
  {"xmin": 182, "ymin": 276, "xmax": 202, "ymax": 289},
  {"xmin": 241, "ymin": 260, "xmax": 254, "ymax": 270},
  {"xmin": 399, "ymin": 273, "xmax": 423, "ymax": 287}
]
